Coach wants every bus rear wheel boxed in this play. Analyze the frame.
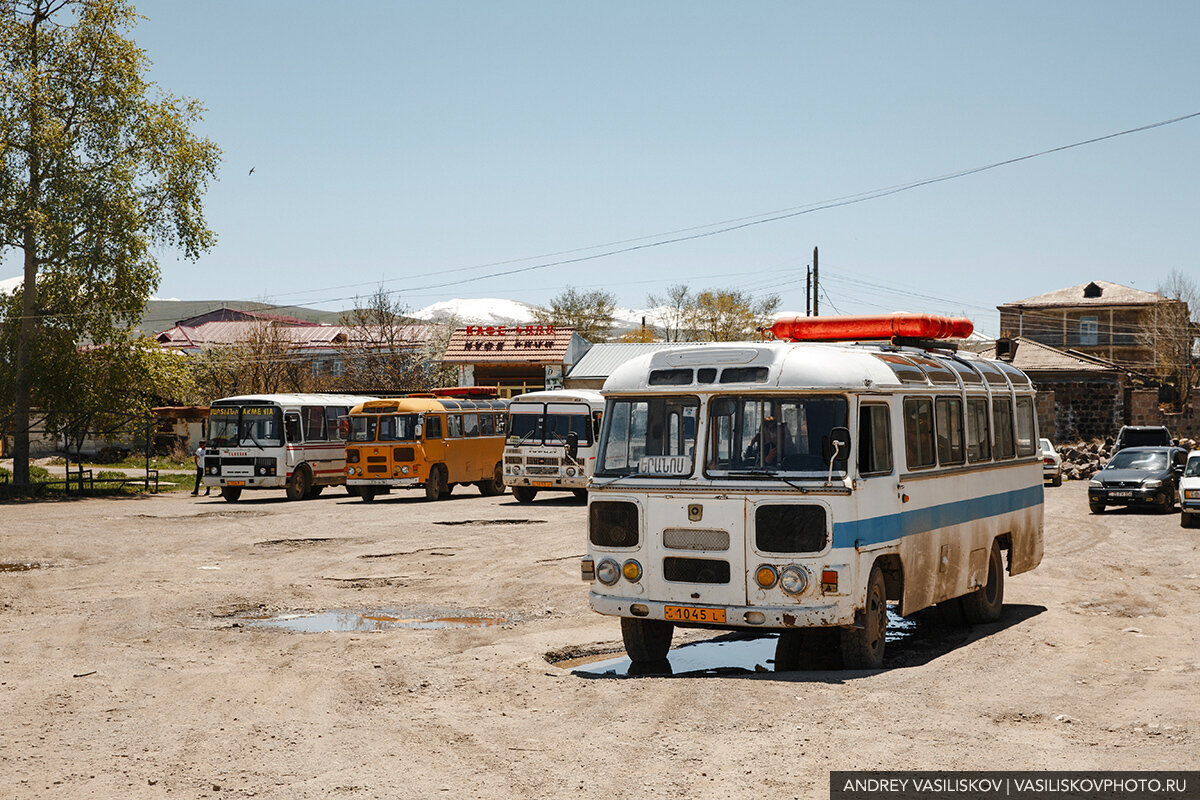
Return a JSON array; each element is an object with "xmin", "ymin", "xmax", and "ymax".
[
  {"xmin": 960, "ymin": 540, "xmax": 1005, "ymax": 624},
  {"xmin": 220, "ymin": 486, "xmax": 242, "ymax": 503},
  {"xmin": 621, "ymin": 617, "xmax": 674, "ymax": 663},
  {"xmin": 512, "ymin": 486, "xmax": 537, "ymax": 504},
  {"xmin": 425, "ymin": 465, "xmax": 447, "ymax": 501},
  {"xmin": 286, "ymin": 467, "xmax": 311, "ymax": 501},
  {"xmin": 840, "ymin": 564, "xmax": 887, "ymax": 670},
  {"xmin": 478, "ymin": 463, "xmax": 505, "ymax": 496}
]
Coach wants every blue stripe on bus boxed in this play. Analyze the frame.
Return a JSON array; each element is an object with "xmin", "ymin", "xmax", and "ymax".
[{"xmin": 831, "ymin": 484, "xmax": 1044, "ymax": 549}]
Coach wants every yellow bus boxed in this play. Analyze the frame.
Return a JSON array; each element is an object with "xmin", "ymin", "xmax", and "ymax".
[{"xmin": 344, "ymin": 389, "xmax": 510, "ymax": 501}]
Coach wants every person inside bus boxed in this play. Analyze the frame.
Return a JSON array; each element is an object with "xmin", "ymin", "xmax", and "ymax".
[{"xmin": 746, "ymin": 416, "xmax": 781, "ymax": 466}]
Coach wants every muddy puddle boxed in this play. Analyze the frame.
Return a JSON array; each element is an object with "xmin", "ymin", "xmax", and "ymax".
[
  {"xmin": 233, "ymin": 609, "xmax": 511, "ymax": 633},
  {"xmin": 0, "ymin": 562, "xmax": 45, "ymax": 573},
  {"xmin": 563, "ymin": 611, "xmax": 918, "ymax": 677}
]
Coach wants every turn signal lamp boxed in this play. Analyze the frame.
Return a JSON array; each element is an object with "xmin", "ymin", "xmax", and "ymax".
[
  {"xmin": 622, "ymin": 559, "xmax": 642, "ymax": 582},
  {"xmin": 755, "ymin": 565, "xmax": 779, "ymax": 589},
  {"xmin": 821, "ymin": 570, "xmax": 838, "ymax": 593}
]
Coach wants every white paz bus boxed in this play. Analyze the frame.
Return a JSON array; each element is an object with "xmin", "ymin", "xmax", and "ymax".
[
  {"xmin": 582, "ymin": 314, "xmax": 1044, "ymax": 670},
  {"xmin": 204, "ymin": 393, "xmax": 377, "ymax": 502},
  {"xmin": 503, "ymin": 389, "xmax": 604, "ymax": 503}
]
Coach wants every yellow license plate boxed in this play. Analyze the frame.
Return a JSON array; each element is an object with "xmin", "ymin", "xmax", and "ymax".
[
  {"xmin": 664, "ymin": 605, "xmax": 726, "ymax": 624},
  {"xmin": 532, "ymin": 481, "xmax": 553, "ymax": 487},
  {"xmin": 226, "ymin": 480, "xmax": 245, "ymax": 486}
]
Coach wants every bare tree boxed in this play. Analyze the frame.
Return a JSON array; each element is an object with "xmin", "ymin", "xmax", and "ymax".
[
  {"xmin": 646, "ymin": 283, "xmax": 694, "ymax": 342},
  {"xmin": 1143, "ymin": 269, "xmax": 1199, "ymax": 408},
  {"xmin": 334, "ymin": 287, "xmax": 453, "ymax": 392}
]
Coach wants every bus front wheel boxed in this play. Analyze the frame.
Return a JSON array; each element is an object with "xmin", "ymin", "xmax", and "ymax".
[
  {"xmin": 425, "ymin": 466, "xmax": 447, "ymax": 501},
  {"xmin": 286, "ymin": 467, "xmax": 311, "ymax": 501},
  {"xmin": 572, "ymin": 488, "xmax": 588, "ymax": 502},
  {"xmin": 960, "ymin": 540, "xmax": 1005, "ymax": 624},
  {"xmin": 512, "ymin": 486, "xmax": 537, "ymax": 504},
  {"xmin": 621, "ymin": 617, "xmax": 674, "ymax": 663},
  {"xmin": 220, "ymin": 486, "xmax": 242, "ymax": 503},
  {"xmin": 840, "ymin": 564, "xmax": 887, "ymax": 669}
]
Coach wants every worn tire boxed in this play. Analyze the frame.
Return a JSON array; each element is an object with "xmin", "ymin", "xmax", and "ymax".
[
  {"xmin": 775, "ymin": 628, "xmax": 843, "ymax": 672},
  {"xmin": 285, "ymin": 466, "xmax": 311, "ymax": 501},
  {"xmin": 220, "ymin": 486, "xmax": 242, "ymax": 503},
  {"xmin": 621, "ymin": 617, "xmax": 674, "ymax": 663},
  {"xmin": 307, "ymin": 485, "xmax": 324, "ymax": 499},
  {"xmin": 1051, "ymin": 473, "xmax": 1062, "ymax": 487},
  {"xmin": 424, "ymin": 465, "xmax": 446, "ymax": 501},
  {"xmin": 572, "ymin": 488, "xmax": 588, "ymax": 502},
  {"xmin": 1182, "ymin": 512, "xmax": 1198, "ymax": 529},
  {"xmin": 840, "ymin": 564, "xmax": 888, "ymax": 669},
  {"xmin": 960, "ymin": 540, "xmax": 1005, "ymax": 624},
  {"xmin": 478, "ymin": 463, "xmax": 505, "ymax": 496},
  {"xmin": 512, "ymin": 485, "xmax": 537, "ymax": 504},
  {"xmin": 360, "ymin": 488, "xmax": 376, "ymax": 503},
  {"xmin": 1089, "ymin": 501, "xmax": 1105, "ymax": 514},
  {"xmin": 346, "ymin": 485, "xmax": 361, "ymax": 498}
]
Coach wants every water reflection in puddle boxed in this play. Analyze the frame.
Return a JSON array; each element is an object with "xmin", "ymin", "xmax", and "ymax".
[
  {"xmin": 569, "ymin": 610, "xmax": 917, "ymax": 677},
  {"xmin": 237, "ymin": 609, "xmax": 510, "ymax": 633}
]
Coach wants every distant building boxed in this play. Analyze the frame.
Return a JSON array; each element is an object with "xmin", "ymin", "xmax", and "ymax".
[
  {"xmin": 997, "ymin": 280, "xmax": 1189, "ymax": 372},
  {"xmin": 441, "ymin": 325, "xmax": 591, "ymax": 397}
]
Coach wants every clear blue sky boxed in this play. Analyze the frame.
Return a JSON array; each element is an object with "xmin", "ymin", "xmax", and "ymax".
[{"xmin": 9, "ymin": 1, "xmax": 1200, "ymax": 336}]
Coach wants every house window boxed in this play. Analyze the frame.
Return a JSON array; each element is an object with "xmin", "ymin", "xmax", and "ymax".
[
  {"xmin": 332, "ymin": 359, "xmax": 345, "ymax": 377},
  {"xmin": 1080, "ymin": 316, "xmax": 1098, "ymax": 346}
]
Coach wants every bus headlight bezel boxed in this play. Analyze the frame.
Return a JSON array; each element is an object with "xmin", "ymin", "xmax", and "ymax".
[
  {"xmin": 779, "ymin": 564, "xmax": 810, "ymax": 596},
  {"xmin": 596, "ymin": 559, "xmax": 620, "ymax": 586},
  {"xmin": 754, "ymin": 564, "xmax": 779, "ymax": 589},
  {"xmin": 621, "ymin": 559, "xmax": 642, "ymax": 582}
]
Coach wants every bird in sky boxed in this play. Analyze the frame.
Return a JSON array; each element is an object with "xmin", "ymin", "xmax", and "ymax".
[{"xmin": 248, "ymin": 166, "xmax": 255, "ymax": 175}]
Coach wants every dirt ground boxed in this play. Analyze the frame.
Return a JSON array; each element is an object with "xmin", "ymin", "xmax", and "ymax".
[{"xmin": 1, "ymin": 480, "xmax": 1196, "ymax": 799}]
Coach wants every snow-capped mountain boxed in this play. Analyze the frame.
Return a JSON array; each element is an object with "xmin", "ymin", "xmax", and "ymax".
[{"xmin": 411, "ymin": 298, "xmax": 542, "ymax": 326}]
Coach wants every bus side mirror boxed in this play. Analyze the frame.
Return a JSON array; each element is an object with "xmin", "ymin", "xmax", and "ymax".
[
  {"xmin": 566, "ymin": 431, "xmax": 579, "ymax": 460},
  {"xmin": 829, "ymin": 427, "xmax": 851, "ymax": 457}
]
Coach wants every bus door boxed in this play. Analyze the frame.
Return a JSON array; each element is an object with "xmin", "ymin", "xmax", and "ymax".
[
  {"xmin": 423, "ymin": 413, "xmax": 445, "ymax": 468},
  {"xmin": 284, "ymin": 410, "xmax": 303, "ymax": 469}
]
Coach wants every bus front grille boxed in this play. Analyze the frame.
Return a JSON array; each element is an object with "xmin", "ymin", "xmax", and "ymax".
[
  {"xmin": 367, "ymin": 465, "xmax": 388, "ymax": 473},
  {"xmin": 662, "ymin": 528, "xmax": 729, "ymax": 551},
  {"xmin": 663, "ymin": 557, "xmax": 730, "ymax": 584},
  {"xmin": 527, "ymin": 456, "xmax": 559, "ymax": 466}
]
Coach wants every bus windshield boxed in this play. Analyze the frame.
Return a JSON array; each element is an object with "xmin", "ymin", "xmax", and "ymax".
[
  {"xmin": 208, "ymin": 405, "xmax": 283, "ymax": 449},
  {"xmin": 510, "ymin": 411, "xmax": 592, "ymax": 445},
  {"xmin": 707, "ymin": 395, "xmax": 848, "ymax": 476},
  {"xmin": 596, "ymin": 397, "xmax": 698, "ymax": 477},
  {"xmin": 348, "ymin": 416, "xmax": 376, "ymax": 442},
  {"xmin": 379, "ymin": 414, "xmax": 420, "ymax": 442}
]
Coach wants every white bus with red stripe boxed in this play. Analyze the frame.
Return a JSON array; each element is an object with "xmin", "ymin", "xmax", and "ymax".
[{"xmin": 204, "ymin": 393, "xmax": 378, "ymax": 502}]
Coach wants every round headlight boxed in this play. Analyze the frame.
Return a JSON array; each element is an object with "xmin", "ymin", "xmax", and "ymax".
[
  {"xmin": 779, "ymin": 565, "xmax": 809, "ymax": 596},
  {"xmin": 401, "ymin": 465, "xmax": 409, "ymax": 475},
  {"xmin": 349, "ymin": 467, "xmax": 358, "ymax": 476},
  {"xmin": 622, "ymin": 559, "xmax": 642, "ymax": 582},
  {"xmin": 755, "ymin": 564, "xmax": 779, "ymax": 589},
  {"xmin": 208, "ymin": 466, "xmax": 218, "ymax": 475},
  {"xmin": 566, "ymin": 466, "xmax": 576, "ymax": 477},
  {"xmin": 258, "ymin": 466, "xmax": 266, "ymax": 475},
  {"xmin": 512, "ymin": 465, "xmax": 522, "ymax": 475},
  {"xmin": 596, "ymin": 559, "xmax": 620, "ymax": 586}
]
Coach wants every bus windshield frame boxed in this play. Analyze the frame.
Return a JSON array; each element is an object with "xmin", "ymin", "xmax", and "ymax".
[
  {"xmin": 705, "ymin": 394, "xmax": 849, "ymax": 478},
  {"xmin": 208, "ymin": 405, "xmax": 284, "ymax": 449},
  {"xmin": 595, "ymin": 396, "xmax": 699, "ymax": 477}
]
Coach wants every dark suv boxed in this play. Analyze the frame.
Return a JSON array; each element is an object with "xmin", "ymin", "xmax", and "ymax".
[
  {"xmin": 1088, "ymin": 446, "xmax": 1188, "ymax": 513},
  {"xmin": 1113, "ymin": 425, "xmax": 1173, "ymax": 453}
]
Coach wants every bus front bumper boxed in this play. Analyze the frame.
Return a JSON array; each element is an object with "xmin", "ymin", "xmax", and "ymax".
[
  {"xmin": 505, "ymin": 475, "xmax": 588, "ymax": 490},
  {"xmin": 347, "ymin": 478, "xmax": 421, "ymax": 487},
  {"xmin": 588, "ymin": 592, "xmax": 855, "ymax": 629},
  {"xmin": 202, "ymin": 476, "xmax": 285, "ymax": 489}
]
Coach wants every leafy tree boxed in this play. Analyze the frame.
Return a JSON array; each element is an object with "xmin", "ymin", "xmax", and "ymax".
[
  {"xmin": 533, "ymin": 286, "xmax": 617, "ymax": 343},
  {"xmin": 0, "ymin": 0, "xmax": 220, "ymax": 482},
  {"xmin": 687, "ymin": 289, "xmax": 780, "ymax": 342}
]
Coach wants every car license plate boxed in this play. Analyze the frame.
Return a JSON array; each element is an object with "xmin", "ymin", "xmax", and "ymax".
[
  {"xmin": 1109, "ymin": 491, "xmax": 1132, "ymax": 497},
  {"xmin": 532, "ymin": 481, "xmax": 553, "ymax": 487},
  {"xmin": 664, "ymin": 605, "xmax": 726, "ymax": 623},
  {"xmin": 226, "ymin": 480, "xmax": 245, "ymax": 486}
]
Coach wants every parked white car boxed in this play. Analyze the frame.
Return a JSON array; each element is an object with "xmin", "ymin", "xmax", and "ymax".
[
  {"xmin": 1180, "ymin": 450, "xmax": 1200, "ymax": 529},
  {"xmin": 1040, "ymin": 437, "xmax": 1063, "ymax": 487}
]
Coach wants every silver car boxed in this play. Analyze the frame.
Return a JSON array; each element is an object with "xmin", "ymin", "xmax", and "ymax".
[{"xmin": 1040, "ymin": 438, "xmax": 1062, "ymax": 487}]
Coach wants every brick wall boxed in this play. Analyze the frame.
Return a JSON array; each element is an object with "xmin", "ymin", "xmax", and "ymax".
[
  {"xmin": 1030, "ymin": 375, "xmax": 1125, "ymax": 442},
  {"xmin": 1035, "ymin": 390, "xmax": 1055, "ymax": 441},
  {"xmin": 1128, "ymin": 388, "xmax": 1200, "ymax": 439}
]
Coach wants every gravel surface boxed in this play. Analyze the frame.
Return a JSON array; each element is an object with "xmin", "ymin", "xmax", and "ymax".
[{"xmin": 1, "ymin": 481, "xmax": 1196, "ymax": 799}]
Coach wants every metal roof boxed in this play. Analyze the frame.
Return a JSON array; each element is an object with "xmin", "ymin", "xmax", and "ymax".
[
  {"xmin": 999, "ymin": 280, "xmax": 1166, "ymax": 309},
  {"xmin": 566, "ymin": 343, "xmax": 699, "ymax": 379}
]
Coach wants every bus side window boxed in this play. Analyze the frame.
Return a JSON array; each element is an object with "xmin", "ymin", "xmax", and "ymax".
[
  {"xmin": 966, "ymin": 397, "xmax": 991, "ymax": 462},
  {"xmin": 425, "ymin": 415, "xmax": 443, "ymax": 440},
  {"xmin": 327, "ymin": 407, "xmax": 348, "ymax": 440},
  {"xmin": 447, "ymin": 414, "xmax": 462, "ymax": 437},
  {"xmin": 462, "ymin": 413, "xmax": 479, "ymax": 437},
  {"xmin": 934, "ymin": 396, "xmax": 965, "ymax": 465},
  {"xmin": 992, "ymin": 397, "xmax": 1015, "ymax": 459},
  {"xmin": 858, "ymin": 404, "xmax": 893, "ymax": 475},
  {"xmin": 495, "ymin": 412, "xmax": 507, "ymax": 434},
  {"xmin": 1014, "ymin": 396, "xmax": 1036, "ymax": 456},
  {"xmin": 285, "ymin": 412, "xmax": 303, "ymax": 444},
  {"xmin": 479, "ymin": 412, "xmax": 495, "ymax": 436},
  {"xmin": 592, "ymin": 411, "xmax": 603, "ymax": 437},
  {"xmin": 903, "ymin": 397, "xmax": 935, "ymax": 469},
  {"xmin": 302, "ymin": 406, "xmax": 325, "ymax": 441}
]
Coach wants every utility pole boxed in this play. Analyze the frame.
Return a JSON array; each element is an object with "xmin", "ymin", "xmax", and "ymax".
[
  {"xmin": 805, "ymin": 266, "xmax": 812, "ymax": 316},
  {"xmin": 812, "ymin": 246, "xmax": 819, "ymax": 317}
]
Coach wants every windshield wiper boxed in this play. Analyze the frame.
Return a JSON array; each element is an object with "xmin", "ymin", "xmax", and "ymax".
[
  {"xmin": 595, "ymin": 471, "xmax": 658, "ymax": 487},
  {"xmin": 724, "ymin": 469, "xmax": 811, "ymax": 491}
]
